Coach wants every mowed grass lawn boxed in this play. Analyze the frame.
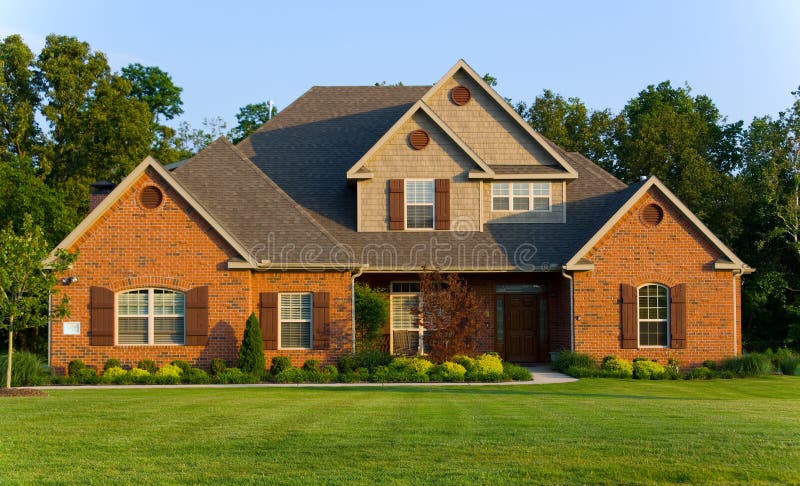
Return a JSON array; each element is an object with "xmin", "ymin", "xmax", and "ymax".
[{"xmin": 2, "ymin": 378, "xmax": 799, "ymax": 485}]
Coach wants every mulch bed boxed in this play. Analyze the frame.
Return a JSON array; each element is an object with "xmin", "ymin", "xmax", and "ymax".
[{"xmin": 0, "ymin": 388, "xmax": 48, "ymax": 397}]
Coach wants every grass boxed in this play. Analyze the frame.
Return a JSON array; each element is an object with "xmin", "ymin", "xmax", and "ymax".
[{"xmin": 2, "ymin": 378, "xmax": 799, "ymax": 484}]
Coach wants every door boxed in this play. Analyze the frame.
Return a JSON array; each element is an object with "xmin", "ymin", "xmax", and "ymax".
[{"xmin": 504, "ymin": 293, "xmax": 538, "ymax": 362}]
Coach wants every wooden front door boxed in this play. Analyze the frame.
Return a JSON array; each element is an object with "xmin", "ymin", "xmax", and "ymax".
[{"xmin": 504, "ymin": 293, "xmax": 539, "ymax": 362}]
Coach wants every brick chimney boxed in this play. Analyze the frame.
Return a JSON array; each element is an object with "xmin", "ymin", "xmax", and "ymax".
[{"xmin": 89, "ymin": 181, "xmax": 116, "ymax": 212}]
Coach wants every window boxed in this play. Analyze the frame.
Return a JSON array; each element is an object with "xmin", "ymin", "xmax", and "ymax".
[
  {"xmin": 280, "ymin": 293, "xmax": 312, "ymax": 349},
  {"xmin": 492, "ymin": 182, "xmax": 551, "ymax": 212},
  {"xmin": 405, "ymin": 179, "xmax": 434, "ymax": 229},
  {"xmin": 390, "ymin": 282, "xmax": 424, "ymax": 354},
  {"xmin": 117, "ymin": 289, "xmax": 184, "ymax": 345},
  {"xmin": 638, "ymin": 284, "xmax": 669, "ymax": 347}
]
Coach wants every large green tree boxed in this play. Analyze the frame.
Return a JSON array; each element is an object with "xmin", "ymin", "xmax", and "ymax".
[
  {"xmin": 0, "ymin": 35, "xmax": 41, "ymax": 164},
  {"xmin": 229, "ymin": 102, "xmax": 277, "ymax": 144}
]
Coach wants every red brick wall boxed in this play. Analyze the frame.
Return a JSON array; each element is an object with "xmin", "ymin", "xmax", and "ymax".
[
  {"xmin": 572, "ymin": 188, "xmax": 740, "ymax": 368},
  {"xmin": 51, "ymin": 168, "xmax": 352, "ymax": 374}
]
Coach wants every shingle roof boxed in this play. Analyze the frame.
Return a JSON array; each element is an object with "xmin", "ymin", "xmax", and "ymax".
[{"xmin": 488, "ymin": 164, "xmax": 569, "ymax": 175}]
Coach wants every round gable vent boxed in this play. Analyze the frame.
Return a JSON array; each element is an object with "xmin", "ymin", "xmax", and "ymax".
[
  {"xmin": 409, "ymin": 129, "xmax": 430, "ymax": 150},
  {"xmin": 140, "ymin": 186, "xmax": 163, "ymax": 209},
  {"xmin": 641, "ymin": 204, "xmax": 664, "ymax": 226},
  {"xmin": 451, "ymin": 85, "xmax": 472, "ymax": 106}
]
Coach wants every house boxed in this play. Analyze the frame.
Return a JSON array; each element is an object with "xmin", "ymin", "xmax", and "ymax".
[{"xmin": 47, "ymin": 60, "xmax": 752, "ymax": 373}]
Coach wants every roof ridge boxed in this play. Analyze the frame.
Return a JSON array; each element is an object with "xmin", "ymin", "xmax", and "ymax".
[
  {"xmin": 566, "ymin": 150, "xmax": 627, "ymax": 190},
  {"xmin": 219, "ymin": 137, "xmax": 345, "ymax": 251}
]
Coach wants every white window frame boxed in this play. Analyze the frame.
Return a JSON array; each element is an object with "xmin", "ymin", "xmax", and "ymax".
[
  {"xmin": 278, "ymin": 292, "xmax": 313, "ymax": 350},
  {"xmin": 389, "ymin": 281, "xmax": 424, "ymax": 355},
  {"xmin": 116, "ymin": 288, "xmax": 185, "ymax": 346},
  {"xmin": 491, "ymin": 182, "xmax": 552, "ymax": 212},
  {"xmin": 637, "ymin": 284, "xmax": 670, "ymax": 348},
  {"xmin": 404, "ymin": 179, "xmax": 436, "ymax": 230}
]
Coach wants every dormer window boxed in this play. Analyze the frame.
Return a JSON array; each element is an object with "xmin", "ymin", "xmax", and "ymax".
[
  {"xmin": 492, "ymin": 182, "xmax": 551, "ymax": 212},
  {"xmin": 405, "ymin": 179, "xmax": 435, "ymax": 229}
]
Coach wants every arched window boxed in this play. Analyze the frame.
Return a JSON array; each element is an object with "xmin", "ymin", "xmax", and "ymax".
[
  {"xmin": 117, "ymin": 289, "xmax": 185, "ymax": 345},
  {"xmin": 638, "ymin": 284, "xmax": 669, "ymax": 347}
]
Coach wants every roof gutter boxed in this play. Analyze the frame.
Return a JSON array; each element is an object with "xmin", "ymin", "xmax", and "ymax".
[{"xmin": 227, "ymin": 259, "xmax": 366, "ymax": 271}]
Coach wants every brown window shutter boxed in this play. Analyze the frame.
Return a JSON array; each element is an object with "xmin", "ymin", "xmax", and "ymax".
[
  {"xmin": 313, "ymin": 292, "xmax": 331, "ymax": 349},
  {"xmin": 620, "ymin": 283, "xmax": 638, "ymax": 349},
  {"xmin": 670, "ymin": 283, "xmax": 687, "ymax": 349},
  {"xmin": 389, "ymin": 179, "xmax": 405, "ymax": 230},
  {"xmin": 90, "ymin": 286, "xmax": 115, "ymax": 346},
  {"xmin": 185, "ymin": 286, "xmax": 209, "ymax": 346},
  {"xmin": 435, "ymin": 179, "xmax": 450, "ymax": 230},
  {"xmin": 259, "ymin": 292, "xmax": 278, "ymax": 350}
]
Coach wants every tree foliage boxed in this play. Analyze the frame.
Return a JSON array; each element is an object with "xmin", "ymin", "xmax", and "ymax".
[
  {"xmin": 229, "ymin": 102, "xmax": 277, "ymax": 144},
  {"xmin": 354, "ymin": 283, "xmax": 388, "ymax": 350},
  {"xmin": 238, "ymin": 313, "xmax": 265, "ymax": 374},
  {"xmin": 413, "ymin": 272, "xmax": 487, "ymax": 362}
]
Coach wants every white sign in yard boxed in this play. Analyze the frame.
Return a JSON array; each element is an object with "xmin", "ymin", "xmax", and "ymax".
[{"xmin": 63, "ymin": 322, "xmax": 80, "ymax": 335}]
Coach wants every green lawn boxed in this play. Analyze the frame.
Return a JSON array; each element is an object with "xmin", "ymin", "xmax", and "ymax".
[{"xmin": 2, "ymin": 378, "xmax": 799, "ymax": 485}]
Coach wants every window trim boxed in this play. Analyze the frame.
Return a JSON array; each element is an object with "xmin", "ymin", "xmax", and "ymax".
[
  {"xmin": 389, "ymin": 281, "xmax": 424, "ymax": 355},
  {"xmin": 637, "ymin": 283, "xmax": 670, "ymax": 348},
  {"xmin": 278, "ymin": 292, "xmax": 313, "ymax": 350},
  {"xmin": 404, "ymin": 179, "xmax": 436, "ymax": 230},
  {"xmin": 491, "ymin": 181, "xmax": 552, "ymax": 213},
  {"xmin": 115, "ymin": 288, "xmax": 185, "ymax": 346}
]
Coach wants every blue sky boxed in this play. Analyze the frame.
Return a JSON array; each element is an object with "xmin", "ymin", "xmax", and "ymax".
[{"xmin": 2, "ymin": 0, "xmax": 799, "ymax": 130}]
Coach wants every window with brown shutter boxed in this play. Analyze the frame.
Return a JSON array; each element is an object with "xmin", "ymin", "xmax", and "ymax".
[
  {"xmin": 389, "ymin": 179, "xmax": 404, "ymax": 230},
  {"xmin": 620, "ymin": 283, "xmax": 637, "ymax": 349},
  {"xmin": 313, "ymin": 292, "xmax": 330, "ymax": 349},
  {"xmin": 435, "ymin": 179, "xmax": 450, "ymax": 230},
  {"xmin": 90, "ymin": 286, "xmax": 115, "ymax": 346},
  {"xmin": 259, "ymin": 292, "xmax": 278, "ymax": 350},
  {"xmin": 185, "ymin": 286, "xmax": 209, "ymax": 346},
  {"xmin": 670, "ymin": 283, "xmax": 687, "ymax": 349}
]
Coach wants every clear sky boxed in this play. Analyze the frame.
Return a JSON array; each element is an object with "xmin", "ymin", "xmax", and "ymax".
[{"xmin": 2, "ymin": 0, "xmax": 799, "ymax": 129}]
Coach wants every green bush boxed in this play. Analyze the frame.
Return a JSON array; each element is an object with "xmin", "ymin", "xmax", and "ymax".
[
  {"xmin": 153, "ymin": 364, "xmax": 183, "ymax": 384},
  {"xmin": 129, "ymin": 367, "xmax": 152, "ymax": 384},
  {"xmin": 779, "ymin": 356, "xmax": 800, "ymax": 376},
  {"xmin": 466, "ymin": 353, "xmax": 504, "ymax": 382},
  {"xmin": 68, "ymin": 359, "xmax": 86, "ymax": 377},
  {"xmin": 337, "ymin": 354, "xmax": 360, "ymax": 374},
  {"xmin": 356, "ymin": 350, "xmax": 392, "ymax": 372},
  {"xmin": 302, "ymin": 359, "xmax": 319, "ymax": 371},
  {"xmin": 687, "ymin": 366, "xmax": 715, "ymax": 380},
  {"xmin": 272, "ymin": 367, "xmax": 304, "ymax": 384},
  {"xmin": 452, "ymin": 355, "xmax": 476, "ymax": 372},
  {"xmin": 601, "ymin": 356, "xmax": 633, "ymax": 378},
  {"xmin": 215, "ymin": 367, "xmax": 259, "ymax": 384},
  {"xmin": 136, "ymin": 359, "xmax": 158, "ymax": 374},
  {"xmin": 372, "ymin": 357, "xmax": 433, "ymax": 382},
  {"xmin": 429, "ymin": 361, "xmax": 467, "ymax": 382},
  {"xmin": 75, "ymin": 368, "xmax": 99, "ymax": 384},
  {"xmin": 185, "ymin": 368, "xmax": 210, "ymax": 384},
  {"xmin": 270, "ymin": 356, "xmax": 292, "ymax": 376},
  {"xmin": 354, "ymin": 283, "xmax": 389, "ymax": 349},
  {"xmin": 209, "ymin": 358, "xmax": 227, "ymax": 376},
  {"xmin": 723, "ymin": 353, "xmax": 773, "ymax": 377},
  {"xmin": 717, "ymin": 370, "xmax": 736, "ymax": 379},
  {"xmin": 101, "ymin": 366, "xmax": 131, "ymax": 384},
  {"xmin": 765, "ymin": 348, "xmax": 798, "ymax": 370},
  {"xmin": 565, "ymin": 366, "xmax": 603, "ymax": 378},
  {"xmin": 338, "ymin": 367, "xmax": 369, "ymax": 383},
  {"xmin": 502, "ymin": 362, "xmax": 532, "ymax": 381},
  {"xmin": 0, "ymin": 352, "xmax": 48, "ymax": 386},
  {"xmin": 552, "ymin": 351, "xmax": 595, "ymax": 372},
  {"xmin": 238, "ymin": 313, "xmax": 265, "ymax": 374},
  {"xmin": 633, "ymin": 360, "xmax": 666, "ymax": 380},
  {"xmin": 702, "ymin": 359, "xmax": 718, "ymax": 371},
  {"xmin": 170, "ymin": 360, "xmax": 192, "ymax": 376},
  {"xmin": 103, "ymin": 358, "xmax": 122, "ymax": 371}
]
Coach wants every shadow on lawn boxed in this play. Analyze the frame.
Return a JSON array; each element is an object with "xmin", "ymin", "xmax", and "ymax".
[{"xmin": 313, "ymin": 386, "xmax": 706, "ymax": 401}]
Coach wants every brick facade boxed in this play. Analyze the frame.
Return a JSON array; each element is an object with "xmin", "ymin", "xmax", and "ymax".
[
  {"xmin": 50, "ymin": 168, "xmax": 353, "ymax": 374},
  {"xmin": 572, "ymin": 188, "xmax": 740, "ymax": 368}
]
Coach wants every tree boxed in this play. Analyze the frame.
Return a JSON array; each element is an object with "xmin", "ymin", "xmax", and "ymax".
[
  {"xmin": 514, "ymin": 89, "xmax": 625, "ymax": 172},
  {"xmin": 229, "ymin": 102, "xmax": 277, "ymax": 144},
  {"xmin": 353, "ymin": 283, "xmax": 388, "ymax": 350},
  {"xmin": 238, "ymin": 313, "xmax": 265, "ymax": 374},
  {"xmin": 121, "ymin": 63, "xmax": 183, "ymax": 122},
  {"xmin": 0, "ymin": 35, "xmax": 41, "ymax": 164},
  {"xmin": 173, "ymin": 116, "xmax": 227, "ymax": 155},
  {"xmin": 412, "ymin": 272, "xmax": 487, "ymax": 362},
  {"xmin": 0, "ymin": 215, "xmax": 75, "ymax": 387}
]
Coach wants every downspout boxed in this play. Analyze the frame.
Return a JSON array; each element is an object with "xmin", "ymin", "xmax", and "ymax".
[
  {"xmin": 47, "ymin": 291, "xmax": 52, "ymax": 368},
  {"xmin": 561, "ymin": 268, "xmax": 574, "ymax": 351},
  {"xmin": 351, "ymin": 266, "xmax": 366, "ymax": 355},
  {"xmin": 733, "ymin": 268, "xmax": 742, "ymax": 357}
]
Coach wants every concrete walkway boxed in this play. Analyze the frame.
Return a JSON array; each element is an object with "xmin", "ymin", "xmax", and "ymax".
[{"xmin": 33, "ymin": 366, "xmax": 576, "ymax": 390}]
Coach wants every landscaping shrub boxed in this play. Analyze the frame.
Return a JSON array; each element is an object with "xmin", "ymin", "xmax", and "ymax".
[
  {"xmin": 765, "ymin": 348, "xmax": 798, "ymax": 370},
  {"xmin": 502, "ymin": 362, "xmax": 532, "ymax": 381},
  {"xmin": 68, "ymin": 359, "xmax": 86, "ymax": 377},
  {"xmin": 238, "ymin": 313, "xmax": 265, "ymax": 374},
  {"xmin": 633, "ymin": 360, "xmax": 666, "ymax": 380},
  {"xmin": 429, "ymin": 361, "xmax": 467, "ymax": 382},
  {"xmin": 154, "ymin": 364, "xmax": 182, "ymax": 384},
  {"xmin": 129, "ymin": 367, "xmax": 152, "ymax": 384},
  {"xmin": 101, "ymin": 366, "xmax": 131, "ymax": 384},
  {"xmin": 552, "ymin": 351, "xmax": 595, "ymax": 372},
  {"xmin": 0, "ymin": 352, "xmax": 48, "ymax": 386},
  {"xmin": 184, "ymin": 368, "xmax": 210, "ymax": 384},
  {"xmin": 137, "ymin": 359, "xmax": 158, "ymax": 374},
  {"xmin": 466, "ymin": 353, "xmax": 504, "ymax": 382},
  {"xmin": 354, "ymin": 283, "xmax": 389, "ymax": 350},
  {"xmin": 702, "ymin": 359, "xmax": 718, "ymax": 371},
  {"xmin": 565, "ymin": 366, "xmax": 602, "ymax": 378},
  {"xmin": 601, "ymin": 356, "xmax": 633, "ymax": 378},
  {"xmin": 272, "ymin": 367, "xmax": 306, "ymax": 384},
  {"xmin": 452, "ymin": 355, "xmax": 476, "ymax": 372},
  {"xmin": 103, "ymin": 358, "xmax": 122, "ymax": 371},
  {"xmin": 75, "ymin": 368, "xmax": 98, "ymax": 384},
  {"xmin": 209, "ymin": 358, "xmax": 227, "ymax": 376},
  {"xmin": 687, "ymin": 366, "xmax": 715, "ymax": 380},
  {"xmin": 321, "ymin": 365, "xmax": 338, "ymax": 382},
  {"xmin": 338, "ymin": 367, "xmax": 369, "ymax": 383},
  {"xmin": 373, "ymin": 357, "xmax": 433, "ymax": 382},
  {"xmin": 717, "ymin": 370, "xmax": 736, "ymax": 379},
  {"xmin": 356, "ymin": 350, "xmax": 392, "ymax": 372},
  {"xmin": 337, "ymin": 354, "xmax": 360, "ymax": 374},
  {"xmin": 723, "ymin": 353, "xmax": 773, "ymax": 377},
  {"xmin": 215, "ymin": 367, "xmax": 259, "ymax": 384},
  {"xmin": 270, "ymin": 356, "xmax": 292, "ymax": 376},
  {"xmin": 302, "ymin": 359, "xmax": 319, "ymax": 371},
  {"xmin": 170, "ymin": 360, "xmax": 192, "ymax": 375},
  {"xmin": 779, "ymin": 356, "xmax": 800, "ymax": 376}
]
